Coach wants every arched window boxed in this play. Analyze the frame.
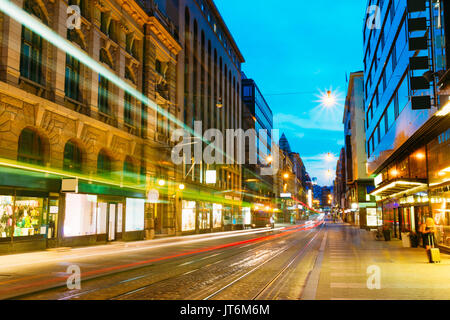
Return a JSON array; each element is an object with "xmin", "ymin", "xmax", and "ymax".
[
  {"xmin": 97, "ymin": 150, "xmax": 112, "ymax": 178},
  {"xmin": 18, "ymin": 128, "xmax": 44, "ymax": 165},
  {"xmin": 63, "ymin": 141, "xmax": 82, "ymax": 173},
  {"xmin": 123, "ymin": 157, "xmax": 136, "ymax": 183}
]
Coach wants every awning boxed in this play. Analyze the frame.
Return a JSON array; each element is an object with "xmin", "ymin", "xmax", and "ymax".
[{"xmin": 370, "ymin": 178, "xmax": 427, "ymax": 197}]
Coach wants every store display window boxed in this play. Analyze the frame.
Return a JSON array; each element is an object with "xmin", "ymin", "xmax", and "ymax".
[
  {"xmin": 182, "ymin": 201, "xmax": 196, "ymax": 232},
  {"xmin": 213, "ymin": 204, "xmax": 222, "ymax": 228},
  {"xmin": 198, "ymin": 202, "xmax": 210, "ymax": 230},
  {"xmin": 431, "ymin": 193, "xmax": 450, "ymax": 247},
  {"xmin": 14, "ymin": 197, "xmax": 47, "ymax": 237},
  {"xmin": 0, "ymin": 196, "xmax": 14, "ymax": 238},
  {"xmin": 125, "ymin": 198, "xmax": 145, "ymax": 232},
  {"xmin": 242, "ymin": 207, "xmax": 251, "ymax": 225},
  {"xmin": 223, "ymin": 206, "xmax": 232, "ymax": 225},
  {"xmin": 64, "ymin": 193, "xmax": 97, "ymax": 237}
]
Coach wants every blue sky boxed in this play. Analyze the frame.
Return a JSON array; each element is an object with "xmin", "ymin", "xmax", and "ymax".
[{"xmin": 215, "ymin": 0, "xmax": 367, "ymax": 186}]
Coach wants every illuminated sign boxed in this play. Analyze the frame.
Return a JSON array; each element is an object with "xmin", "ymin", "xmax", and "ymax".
[
  {"xmin": 374, "ymin": 174, "xmax": 383, "ymax": 187},
  {"xmin": 280, "ymin": 193, "xmax": 292, "ymax": 198},
  {"xmin": 206, "ymin": 170, "xmax": 217, "ymax": 184}
]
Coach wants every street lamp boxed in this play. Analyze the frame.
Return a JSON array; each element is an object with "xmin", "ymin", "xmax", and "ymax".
[
  {"xmin": 322, "ymin": 90, "xmax": 337, "ymax": 107},
  {"xmin": 158, "ymin": 179, "xmax": 165, "ymax": 186},
  {"xmin": 283, "ymin": 173, "xmax": 289, "ymax": 179},
  {"xmin": 178, "ymin": 184, "xmax": 185, "ymax": 190}
]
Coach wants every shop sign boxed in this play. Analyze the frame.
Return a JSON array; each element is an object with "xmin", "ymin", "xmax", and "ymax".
[
  {"xmin": 61, "ymin": 178, "xmax": 78, "ymax": 193},
  {"xmin": 280, "ymin": 193, "xmax": 291, "ymax": 198},
  {"xmin": 374, "ymin": 174, "xmax": 383, "ymax": 187}
]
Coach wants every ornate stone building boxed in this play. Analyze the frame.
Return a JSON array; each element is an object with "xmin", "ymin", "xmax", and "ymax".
[{"xmin": 0, "ymin": 0, "xmax": 181, "ymax": 253}]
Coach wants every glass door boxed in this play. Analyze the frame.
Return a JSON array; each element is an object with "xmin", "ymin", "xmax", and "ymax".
[{"xmin": 108, "ymin": 203, "xmax": 116, "ymax": 241}]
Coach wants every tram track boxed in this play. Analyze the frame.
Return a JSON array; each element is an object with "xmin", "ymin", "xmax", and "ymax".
[
  {"xmin": 9, "ymin": 221, "xmax": 324, "ymax": 300},
  {"xmin": 203, "ymin": 223, "xmax": 324, "ymax": 300}
]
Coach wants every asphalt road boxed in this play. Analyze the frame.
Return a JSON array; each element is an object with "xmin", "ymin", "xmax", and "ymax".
[{"xmin": 3, "ymin": 221, "xmax": 325, "ymax": 300}]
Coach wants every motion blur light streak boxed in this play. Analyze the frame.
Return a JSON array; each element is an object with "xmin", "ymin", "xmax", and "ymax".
[
  {"xmin": 0, "ymin": 0, "xmax": 235, "ymax": 163},
  {"xmin": 0, "ymin": 221, "xmax": 323, "ymax": 294}
]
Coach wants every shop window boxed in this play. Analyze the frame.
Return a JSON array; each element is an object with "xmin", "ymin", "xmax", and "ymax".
[
  {"xmin": 18, "ymin": 128, "xmax": 45, "ymax": 165},
  {"xmin": 97, "ymin": 150, "xmax": 112, "ymax": 178},
  {"xmin": 63, "ymin": 140, "xmax": 83, "ymax": 173},
  {"xmin": 20, "ymin": 26, "xmax": 43, "ymax": 85},
  {"xmin": 14, "ymin": 197, "xmax": 47, "ymax": 237},
  {"xmin": 182, "ymin": 201, "xmax": 196, "ymax": 232},
  {"xmin": 64, "ymin": 194, "xmax": 97, "ymax": 236},
  {"xmin": 213, "ymin": 203, "xmax": 222, "ymax": 228},
  {"xmin": 0, "ymin": 196, "xmax": 14, "ymax": 238},
  {"xmin": 125, "ymin": 198, "xmax": 145, "ymax": 232}
]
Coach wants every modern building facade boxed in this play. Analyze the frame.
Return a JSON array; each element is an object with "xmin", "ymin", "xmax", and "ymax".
[
  {"xmin": 363, "ymin": 0, "xmax": 450, "ymax": 250},
  {"xmin": 241, "ymin": 74, "xmax": 274, "ymax": 224},
  {"xmin": 334, "ymin": 147, "xmax": 346, "ymax": 214},
  {"xmin": 176, "ymin": 0, "xmax": 245, "ymax": 233},
  {"xmin": 343, "ymin": 71, "xmax": 376, "ymax": 228}
]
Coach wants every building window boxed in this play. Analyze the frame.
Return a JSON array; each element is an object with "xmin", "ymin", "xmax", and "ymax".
[
  {"xmin": 63, "ymin": 141, "xmax": 82, "ymax": 173},
  {"xmin": 65, "ymin": 55, "xmax": 81, "ymax": 101},
  {"xmin": 98, "ymin": 75, "xmax": 110, "ymax": 115},
  {"xmin": 124, "ymin": 93, "xmax": 133, "ymax": 126},
  {"xmin": 97, "ymin": 150, "xmax": 112, "ymax": 178},
  {"xmin": 20, "ymin": 27, "xmax": 42, "ymax": 84},
  {"xmin": 18, "ymin": 128, "xmax": 44, "ymax": 165}
]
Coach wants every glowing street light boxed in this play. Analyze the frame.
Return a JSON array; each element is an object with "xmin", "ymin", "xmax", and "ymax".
[
  {"xmin": 178, "ymin": 184, "xmax": 185, "ymax": 190},
  {"xmin": 266, "ymin": 155, "xmax": 273, "ymax": 164},
  {"xmin": 283, "ymin": 173, "xmax": 289, "ymax": 179},
  {"xmin": 322, "ymin": 90, "xmax": 337, "ymax": 107},
  {"xmin": 158, "ymin": 179, "xmax": 165, "ymax": 186},
  {"xmin": 325, "ymin": 152, "xmax": 334, "ymax": 162}
]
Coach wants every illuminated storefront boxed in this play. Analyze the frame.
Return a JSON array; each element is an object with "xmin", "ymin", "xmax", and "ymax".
[
  {"xmin": 0, "ymin": 195, "xmax": 48, "ymax": 239},
  {"xmin": 182, "ymin": 201, "xmax": 196, "ymax": 232},
  {"xmin": 428, "ymin": 127, "xmax": 450, "ymax": 249},
  {"xmin": 0, "ymin": 166, "xmax": 61, "ymax": 252},
  {"xmin": 212, "ymin": 204, "xmax": 223, "ymax": 229}
]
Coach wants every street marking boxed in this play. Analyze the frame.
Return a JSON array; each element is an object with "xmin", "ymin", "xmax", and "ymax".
[
  {"xmin": 330, "ymin": 273, "xmax": 363, "ymax": 278},
  {"xmin": 183, "ymin": 269, "xmax": 199, "ymax": 276},
  {"xmin": 330, "ymin": 283, "xmax": 366, "ymax": 289},
  {"xmin": 179, "ymin": 260, "xmax": 195, "ymax": 266},
  {"xmin": 199, "ymin": 253, "xmax": 222, "ymax": 261}
]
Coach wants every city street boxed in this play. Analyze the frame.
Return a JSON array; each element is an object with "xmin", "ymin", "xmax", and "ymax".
[{"xmin": 0, "ymin": 220, "xmax": 447, "ymax": 300}]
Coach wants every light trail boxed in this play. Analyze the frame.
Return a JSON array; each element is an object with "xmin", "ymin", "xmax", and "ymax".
[
  {"xmin": 0, "ymin": 0, "xmax": 235, "ymax": 168},
  {"xmin": 0, "ymin": 221, "xmax": 323, "ymax": 296}
]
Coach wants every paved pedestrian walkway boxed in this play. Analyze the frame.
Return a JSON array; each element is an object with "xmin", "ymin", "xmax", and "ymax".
[{"xmin": 308, "ymin": 222, "xmax": 450, "ymax": 300}]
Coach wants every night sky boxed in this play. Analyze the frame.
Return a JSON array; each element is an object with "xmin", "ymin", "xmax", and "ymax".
[{"xmin": 215, "ymin": 0, "xmax": 367, "ymax": 186}]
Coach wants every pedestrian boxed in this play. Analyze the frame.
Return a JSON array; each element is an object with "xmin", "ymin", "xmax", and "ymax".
[{"xmin": 422, "ymin": 218, "xmax": 437, "ymax": 251}]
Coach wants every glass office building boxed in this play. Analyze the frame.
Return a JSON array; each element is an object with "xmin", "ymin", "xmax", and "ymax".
[{"xmin": 364, "ymin": 0, "xmax": 450, "ymax": 250}]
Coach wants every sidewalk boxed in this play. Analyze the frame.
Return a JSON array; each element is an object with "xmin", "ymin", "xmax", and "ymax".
[{"xmin": 311, "ymin": 223, "xmax": 450, "ymax": 300}]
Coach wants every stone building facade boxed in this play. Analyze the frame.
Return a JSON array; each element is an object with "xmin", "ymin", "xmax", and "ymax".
[{"xmin": 0, "ymin": 0, "xmax": 181, "ymax": 253}]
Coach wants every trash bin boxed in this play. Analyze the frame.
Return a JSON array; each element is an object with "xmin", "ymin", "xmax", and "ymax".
[
  {"xmin": 383, "ymin": 230, "xmax": 391, "ymax": 241},
  {"xmin": 401, "ymin": 232, "xmax": 411, "ymax": 247}
]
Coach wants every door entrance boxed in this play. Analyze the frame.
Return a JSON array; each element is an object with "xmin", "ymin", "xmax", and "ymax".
[
  {"xmin": 108, "ymin": 203, "xmax": 116, "ymax": 241},
  {"xmin": 100, "ymin": 202, "xmax": 123, "ymax": 242}
]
